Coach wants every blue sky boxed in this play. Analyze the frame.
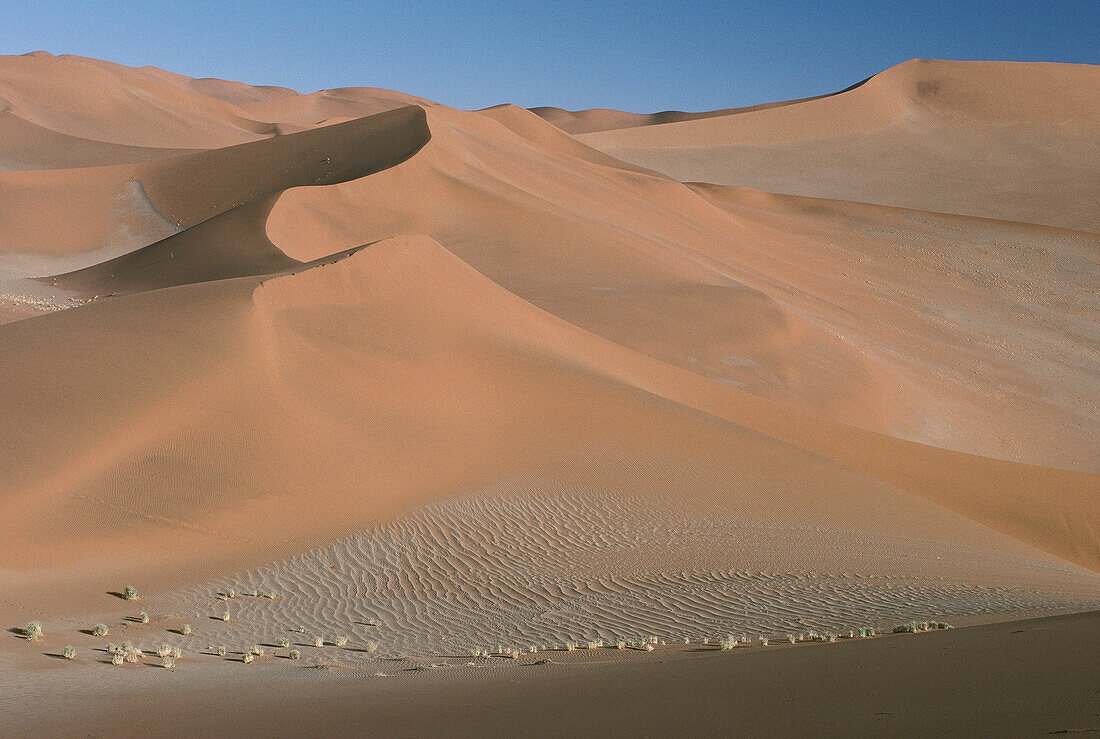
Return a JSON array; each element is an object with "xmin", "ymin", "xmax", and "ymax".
[{"xmin": 2, "ymin": 1, "xmax": 1097, "ymax": 111}]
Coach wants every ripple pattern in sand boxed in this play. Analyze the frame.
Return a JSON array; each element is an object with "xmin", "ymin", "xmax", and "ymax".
[{"xmin": 165, "ymin": 482, "xmax": 1100, "ymax": 661}]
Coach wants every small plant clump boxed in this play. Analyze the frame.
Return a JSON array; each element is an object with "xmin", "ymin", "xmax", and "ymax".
[
  {"xmin": 363, "ymin": 641, "xmax": 378, "ymax": 653},
  {"xmin": 313, "ymin": 636, "xmax": 324, "ymax": 648},
  {"xmin": 334, "ymin": 636, "xmax": 348, "ymax": 647},
  {"xmin": 122, "ymin": 585, "xmax": 138, "ymax": 601},
  {"xmin": 123, "ymin": 647, "xmax": 143, "ymax": 663},
  {"xmin": 162, "ymin": 656, "xmax": 175, "ymax": 669},
  {"xmin": 139, "ymin": 611, "xmax": 149, "ymax": 624},
  {"xmin": 62, "ymin": 645, "xmax": 77, "ymax": 660},
  {"xmin": 112, "ymin": 653, "xmax": 125, "ymax": 666},
  {"xmin": 277, "ymin": 637, "xmax": 290, "ymax": 648},
  {"xmin": 157, "ymin": 644, "xmax": 172, "ymax": 658},
  {"xmin": 92, "ymin": 623, "xmax": 109, "ymax": 637},
  {"xmin": 24, "ymin": 621, "xmax": 43, "ymax": 640},
  {"xmin": 719, "ymin": 634, "xmax": 738, "ymax": 651},
  {"xmin": 216, "ymin": 646, "xmax": 227, "ymax": 657},
  {"xmin": 858, "ymin": 627, "xmax": 876, "ymax": 638},
  {"xmin": 564, "ymin": 642, "xmax": 577, "ymax": 652},
  {"xmin": 288, "ymin": 649, "xmax": 301, "ymax": 660},
  {"xmin": 172, "ymin": 647, "xmax": 182, "ymax": 659},
  {"xmin": 179, "ymin": 624, "xmax": 192, "ymax": 636},
  {"xmin": 242, "ymin": 653, "xmax": 254, "ymax": 664},
  {"xmin": 585, "ymin": 639, "xmax": 604, "ymax": 650},
  {"xmin": 759, "ymin": 637, "xmax": 769, "ymax": 647},
  {"xmin": 106, "ymin": 643, "xmax": 119, "ymax": 654},
  {"xmin": 615, "ymin": 640, "xmax": 627, "ymax": 650},
  {"xmin": 250, "ymin": 645, "xmax": 265, "ymax": 656},
  {"xmin": 226, "ymin": 589, "xmax": 236, "ymax": 599},
  {"xmin": 894, "ymin": 620, "xmax": 952, "ymax": 633},
  {"xmin": 787, "ymin": 634, "xmax": 797, "ymax": 644},
  {"xmin": 220, "ymin": 611, "xmax": 231, "ymax": 622}
]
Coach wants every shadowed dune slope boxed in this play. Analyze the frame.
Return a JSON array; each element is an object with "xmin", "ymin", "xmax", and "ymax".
[
  {"xmin": 576, "ymin": 60, "xmax": 1100, "ymax": 231},
  {"xmin": 45, "ymin": 106, "xmax": 429, "ymax": 293}
]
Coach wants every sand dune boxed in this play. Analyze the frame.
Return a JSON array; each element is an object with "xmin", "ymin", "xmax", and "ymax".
[
  {"xmin": 571, "ymin": 60, "xmax": 1100, "ymax": 231},
  {"xmin": 0, "ymin": 53, "xmax": 1096, "ymax": 733}
]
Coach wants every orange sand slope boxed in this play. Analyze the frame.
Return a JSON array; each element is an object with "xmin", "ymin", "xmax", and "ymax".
[
  {"xmin": 0, "ymin": 54, "xmax": 1096, "ymax": 647},
  {"xmin": 567, "ymin": 60, "xmax": 1100, "ymax": 232}
]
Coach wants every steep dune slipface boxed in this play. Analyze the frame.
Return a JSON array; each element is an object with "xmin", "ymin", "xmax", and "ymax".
[{"xmin": 575, "ymin": 60, "xmax": 1100, "ymax": 231}]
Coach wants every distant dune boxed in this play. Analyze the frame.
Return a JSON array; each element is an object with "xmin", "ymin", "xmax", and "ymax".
[
  {"xmin": 0, "ymin": 52, "xmax": 1096, "ymax": 733},
  {"xmin": 564, "ymin": 60, "xmax": 1100, "ymax": 231}
]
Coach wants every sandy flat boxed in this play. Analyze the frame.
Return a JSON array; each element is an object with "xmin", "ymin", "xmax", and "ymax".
[
  {"xmin": 3, "ymin": 611, "xmax": 1097, "ymax": 737},
  {"xmin": 0, "ymin": 52, "xmax": 1096, "ymax": 736}
]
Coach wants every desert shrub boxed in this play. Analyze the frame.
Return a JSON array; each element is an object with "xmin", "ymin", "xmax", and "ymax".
[
  {"xmin": 719, "ymin": 634, "xmax": 738, "ymax": 651},
  {"xmin": 363, "ymin": 641, "xmax": 378, "ymax": 653},
  {"xmin": 615, "ymin": 641, "xmax": 626, "ymax": 650},
  {"xmin": 106, "ymin": 643, "xmax": 119, "ymax": 654},
  {"xmin": 585, "ymin": 640, "xmax": 603, "ymax": 650},
  {"xmin": 334, "ymin": 636, "xmax": 348, "ymax": 647},
  {"xmin": 122, "ymin": 585, "xmax": 138, "ymax": 601},
  {"xmin": 643, "ymin": 643, "xmax": 655, "ymax": 652},
  {"xmin": 564, "ymin": 641, "xmax": 577, "ymax": 652},
  {"xmin": 157, "ymin": 644, "xmax": 172, "ymax": 658},
  {"xmin": 180, "ymin": 624, "xmax": 192, "ymax": 636},
  {"xmin": 220, "ymin": 611, "xmax": 231, "ymax": 622},
  {"xmin": 226, "ymin": 589, "xmax": 236, "ymax": 599},
  {"xmin": 92, "ymin": 623, "xmax": 109, "ymax": 637},
  {"xmin": 759, "ymin": 637, "xmax": 769, "ymax": 646},
  {"xmin": 528, "ymin": 645, "xmax": 538, "ymax": 653},
  {"xmin": 289, "ymin": 649, "xmax": 301, "ymax": 660},
  {"xmin": 242, "ymin": 653, "xmax": 254, "ymax": 664},
  {"xmin": 313, "ymin": 636, "xmax": 324, "ymax": 648},
  {"xmin": 787, "ymin": 634, "xmax": 797, "ymax": 644},
  {"xmin": 121, "ymin": 641, "xmax": 134, "ymax": 652},
  {"xmin": 172, "ymin": 647, "xmax": 182, "ymax": 659},
  {"xmin": 139, "ymin": 611, "xmax": 149, "ymax": 624},
  {"xmin": 250, "ymin": 645, "xmax": 265, "ymax": 656},
  {"xmin": 112, "ymin": 653, "xmax": 125, "ymax": 666},
  {"xmin": 62, "ymin": 645, "xmax": 76, "ymax": 660},
  {"xmin": 162, "ymin": 656, "xmax": 175, "ymax": 669},
  {"xmin": 24, "ymin": 621, "xmax": 42, "ymax": 640},
  {"xmin": 123, "ymin": 647, "xmax": 143, "ymax": 663},
  {"xmin": 277, "ymin": 637, "xmax": 290, "ymax": 648},
  {"xmin": 216, "ymin": 646, "xmax": 227, "ymax": 657}
]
